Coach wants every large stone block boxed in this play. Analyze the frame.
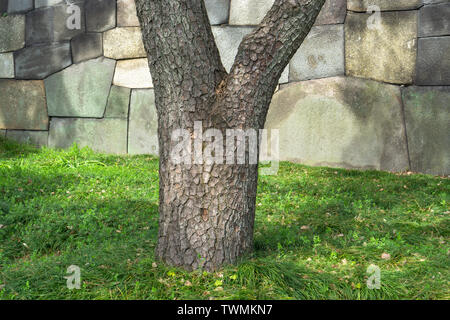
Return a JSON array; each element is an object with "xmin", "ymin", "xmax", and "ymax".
[
  {"xmin": 7, "ymin": 0, "xmax": 33, "ymax": 13},
  {"xmin": 229, "ymin": 0, "xmax": 274, "ymax": 25},
  {"xmin": 348, "ymin": 0, "xmax": 422, "ymax": 11},
  {"xmin": 345, "ymin": 11, "xmax": 418, "ymax": 84},
  {"xmin": 0, "ymin": 15, "xmax": 25, "ymax": 53},
  {"xmin": 0, "ymin": 53, "xmax": 14, "ymax": 78},
  {"xmin": 6, "ymin": 130, "xmax": 48, "ymax": 147},
  {"xmin": 48, "ymin": 118, "xmax": 128, "ymax": 154},
  {"xmin": 71, "ymin": 33, "xmax": 103, "ymax": 64},
  {"xmin": 14, "ymin": 43, "xmax": 72, "ymax": 79},
  {"xmin": 35, "ymin": 0, "xmax": 64, "ymax": 8},
  {"xmin": 0, "ymin": 0, "xmax": 7, "ymax": 13},
  {"xmin": 86, "ymin": 0, "xmax": 116, "ymax": 32},
  {"xmin": 416, "ymin": 37, "xmax": 450, "ymax": 85},
  {"xmin": 419, "ymin": 3, "xmax": 450, "ymax": 37},
  {"xmin": 45, "ymin": 57, "xmax": 116, "ymax": 117},
  {"xmin": 289, "ymin": 24, "xmax": 344, "ymax": 81},
  {"xmin": 402, "ymin": 86, "xmax": 449, "ymax": 176},
  {"xmin": 103, "ymin": 27, "xmax": 146, "ymax": 59},
  {"xmin": 211, "ymin": 26, "xmax": 254, "ymax": 72},
  {"xmin": 264, "ymin": 76, "xmax": 410, "ymax": 172},
  {"xmin": 105, "ymin": 85, "xmax": 131, "ymax": 118},
  {"xmin": 26, "ymin": 2, "xmax": 86, "ymax": 45},
  {"xmin": 0, "ymin": 80, "xmax": 48, "ymax": 130},
  {"xmin": 117, "ymin": 0, "xmax": 140, "ymax": 27},
  {"xmin": 113, "ymin": 58, "xmax": 153, "ymax": 88},
  {"xmin": 128, "ymin": 89, "xmax": 158, "ymax": 155},
  {"xmin": 315, "ymin": 0, "xmax": 347, "ymax": 25},
  {"xmin": 205, "ymin": 0, "xmax": 230, "ymax": 25}
]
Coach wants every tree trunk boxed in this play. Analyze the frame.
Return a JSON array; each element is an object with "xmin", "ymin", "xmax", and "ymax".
[{"xmin": 135, "ymin": 0, "xmax": 326, "ymax": 271}]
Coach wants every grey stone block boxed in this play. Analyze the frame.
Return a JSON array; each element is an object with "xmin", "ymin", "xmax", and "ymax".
[
  {"xmin": 35, "ymin": 0, "xmax": 64, "ymax": 8},
  {"xmin": 0, "ymin": 80, "xmax": 48, "ymax": 130},
  {"xmin": 71, "ymin": 33, "xmax": 103, "ymax": 64},
  {"xmin": 205, "ymin": 0, "xmax": 230, "ymax": 25},
  {"xmin": 117, "ymin": 0, "xmax": 140, "ymax": 27},
  {"xmin": 128, "ymin": 89, "xmax": 158, "ymax": 155},
  {"xmin": 6, "ymin": 130, "xmax": 48, "ymax": 147},
  {"xmin": 0, "ymin": 0, "xmax": 7, "ymax": 13},
  {"xmin": 289, "ymin": 24, "xmax": 344, "ymax": 81},
  {"xmin": 264, "ymin": 76, "xmax": 410, "ymax": 172},
  {"xmin": 26, "ymin": 2, "xmax": 85, "ymax": 45},
  {"xmin": 402, "ymin": 86, "xmax": 450, "ymax": 176},
  {"xmin": 86, "ymin": 0, "xmax": 116, "ymax": 32},
  {"xmin": 113, "ymin": 58, "xmax": 153, "ymax": 88},
  {"xmin": 419, "ymin": 3, "xmax": 450, "ymax": 37},
  {"xmin": 315, "ymin": 0, "xmax": 347, "ymax": 25},
  {"xmin": 45, "ymin": 57, "xmax": 116, "ymax": 117},
  {"xmin": 211, "ymin": 26, "xmax": 254, "ymax": 72},
  {"xmin": 0, "ymin": 15, "xmax": 25, "ymax": 53},
  {"xmin": 416, "ymin": 37, "xmax": 450, "ymax": 85},
  {"xmin": 7, "ymin": 0, "xmax": 33, "ymax": 13},
  {"xmin": 229, "ymin": 0, "xmax": 273, "ymax": 25},
  {"xmin": 345, "ymin": 11, "xmax": 418, "ymax": 84},
  {"xmin": 105, "ymin": 85, "xmax": 131, "ymax": 118},
  {"xmin": 48, "ymin": 118, "xmax": 128, "ymax": 154},
  {"xmin": 103, "ymin": 27, "xmax": 146, "ymax": 59},
  {"xmin": 347, "ymin": 0, "xmax": 422, "ymax": 11},
  {"xmin": 14, "ymin": 43, "xmax": 72, "ymax": 79},
  {"xmin": 0, "ymin": 52, "xmax": 14, "ymax": 78}
]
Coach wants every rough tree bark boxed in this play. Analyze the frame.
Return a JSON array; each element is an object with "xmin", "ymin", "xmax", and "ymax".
[{"xmin": 135, "ymin": 0, "xmax": 326, "ymax": 271}]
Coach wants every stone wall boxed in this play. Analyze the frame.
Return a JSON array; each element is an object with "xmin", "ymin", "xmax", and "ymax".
[{"xmin": 0, "ymin": 0, "xmax": 448, "ymax": 175}]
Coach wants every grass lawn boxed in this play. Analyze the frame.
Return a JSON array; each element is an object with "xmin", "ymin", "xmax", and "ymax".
[{"xmin": 0, "ymin": 138, "xmax": 448, "ymax": 300}]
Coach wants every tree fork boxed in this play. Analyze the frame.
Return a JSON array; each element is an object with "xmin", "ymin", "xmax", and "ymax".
[{"xmin": 135, "ymin": 0, "xmax": 326, "ymax": 271}]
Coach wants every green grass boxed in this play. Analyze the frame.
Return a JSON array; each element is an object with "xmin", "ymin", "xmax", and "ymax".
[{"xmin": 0, "ymin": 137, "xmax": 448, "ymax": 300}]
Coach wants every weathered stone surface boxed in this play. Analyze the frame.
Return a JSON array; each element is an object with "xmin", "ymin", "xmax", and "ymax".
[
  {"xmin": 48, "ymin": 118, "xmax": 128, "ymax": 154},
  {"xmin": 14, "ymin": 43, "xmax": 72, "ymax": 79},
  {"xmin": 212, "ymin": 26, "xmax": 254, "ymax": 71},
  {"xmin": 345, "ymin": 11, "xmax": 417, "ymax": 84},
  {"xmin": 0, "ymin": 80, "xmax": 48, "ymax": 130},
  {"xmin": 229, "ymin": 0, "xmax": 274, "ymax": 25},
  {"xmin": 419, "ymin": 3, "xmax": 450, "ymax": 37},
  {"xmin": 348, "ymin": 0, "xmax": 422, "ymax": 11},
  {"xmin": 7, "ymin": 0, "xmax": 33, "ymax": 13},
  {"xmin": 289, "ymin": 24, "xmax": 344, "ymax": 81},
  {"xmin": 0, "ymin": 15, "xmax": 25, "ymax": 53},
  {"xmin": 103, "ymin": 27, "xmax": 146, "ymax": 59},
  {"xmin": 45, "ymin": 57, "xmax": 116, "ymax": 117},
  {"xmin": 0, "ymin": 0, "xmax": 7, "ymax": 13},
  {"xmin": 35, "ymin": 0, "xmax": 64, "ymax": 8},
  {"xmin": 6, "ymin": 130, "xmax": 48, "ymax": 147},
  {"xmin": 105, "ymin": 85, "xmax": 131, "ymax": 118},
  {"xmin": 86, "ymin": 0, "xmax": 116, "ymax": 32},
  {"xmin": 205, "ymin": 0, "xmax": 230, "ymax": 25},
  {"xmin": 117, "ymin": 0, "xmax": 140, "ymax": 27},
  {"xmin": 0, "ymin": 53, "xmax": 14, "ymax": 78},
  {"xmin": 113, "ymin": 58, "xmax": 153, "ymax": 88},
  {"xmin": 315, "ymin": 0, "xmax": 347, "ymax": 25},
  {"xmin": 26, "ymin": 2, "xmax": 85, "ymax": 45},
  {"xmin": 264, "ymin": 76, "xmax": 409, "ymax": 172},
  {"xmin": 128, "ymin": 89, "xmax": 158, "ymax": 155},
  {"xmin": 71, "ymin": 33, "xmax": 103, "ymax": 63},
  {"xmin": 402, "ymin": 86, "xmax": 450, "ymax": 176},
  {"xmin": 416, "ymin": 37, "xmax": 450, "ymax": 85}
]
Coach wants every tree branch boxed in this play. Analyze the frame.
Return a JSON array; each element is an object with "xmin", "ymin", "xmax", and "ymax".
[{"xmin": 219, "ymin": 0, "xmax": 327, "ymax": 128}]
